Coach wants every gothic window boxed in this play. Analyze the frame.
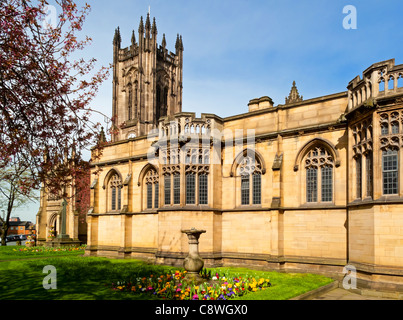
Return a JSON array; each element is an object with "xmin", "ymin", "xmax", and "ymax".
[
  {"xmin": 145, "ymin": 168, "xmax": 159, "ymax": 210},
  {"xmin": 154, "ymin": 182, "xmax": 159, "ymax": 208},
  {"xmin": 134, "ymin": 81, "xmax": 138, "ymax": 118},
  {"xmin": 186, "ymin": 172, "xmax": 195, "ymax": 204},
  {"xmin": 164, "ymin": 174, "xmax": 171, "ymax": 205},
  {"xmin": 304, "ymin": 146, "xmax": 334, "ymax": 203},
  {"xmin": 109, "ymin": 173, "xmax": 122, "ymax": 211},
  {"xmin": 128, "ymin": 85, "xmax": 133, "ymax": 120},
  {"xmin": 321, "ymin": 166, "xmax": 333, "ymax": 202},
  {"xmin": 253, "ymin": 173, "xmax": 261, "ymax": 205},
  {"xmin": 147, "ymin": 184, "xmax": 152, "ymax": 209},
  {"xmin": 156, "ymin": 84, "xmax": 168, "ymax": 121},
  {"xmin": 241, "ymin": 176, "xmax": 250, "ymax": 205},
  {"xmin": 238, "ymin": 154, "xmax": 262, "ymax": 206},
  {"xmin": 382, "ymin": 149, "xmax": 398, "ymax": 195},
  {"xmin": 391, "ymin": 121, "xmax": 399, "ymax": 134},
  {"xmin": 381, "ymin": 123, "xmax": 389, "ymax": 135},
  {"xmin": 379, "ymin": 111, "xmax": 402, "ymax": 195},
  {"xmin": 306, "ymin": 167, "xmax": 318, "ymax": 203},
  {"xmin": 173, "ymin": 174, "xmax": 180, "ymax": 204},
  {"xmin": 366, "ymin": 152, "xmax": 373, "ymax": 197},
  {"xmin": 352, "ymin": 119, "xmax": 373, "ymax": 200},
  {"xmin": 356, "ymin": 156, "xmax": 362, "ymax": 199},
  {"xmin": 183, "ymin": 148, "xmax": 210, "ymax": 206},
  {"xmin": 198, "ymin": 174, "xmax": 208, "ymax": 205}
]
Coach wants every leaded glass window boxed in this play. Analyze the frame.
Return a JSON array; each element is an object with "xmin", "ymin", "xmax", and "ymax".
[
  {"xmin": 109, "ymin": 173, "xmax": 122, "ymax": 211},
  {"xmin": 186, "ymin": 173, "xmax": 195, "ymax": 204},
  {"xmin": 366, "ymin": 152, "xmax": 373, "ymax": 197},
  {"xmin": 382, "ymin": 149, "xmax": 398, "ymax": 195},
  {"xmin": 173, "ymin": 174, "xmax": 180, "ymax": 204},
  {"xmin": 356, "ymin": 156, "xmax": 362, "ymax": 199},
  {"xmin": 321, "ymin": 166, "xmax": 333, "ymax": 202},
  {"xmin": 238, "ymin": 154, "xmax": 263, "ymax": 206},
  {"xmin": 381, "ymin": 124, "xmax": 389, "ymax": 136},
  {"xmin": 147, "ymin": 183, "xmax": 152, "ymax": 209},
  {"xmin": 306, "ymin": 167, "xmax": 318, "ymax": 202},
  {"xmin": 305, "ymin": 146, "xmax": 334, "ymax": 203},
  {"xmin": 391, "ymin": 121, "xmax": 399, "ymax": 134},
  {"xmin": 241, "ymin": 175, "xmax": 250, "ymax": 205},
  {"xmin": 199, "ymin": 174, "xmax": 208, "ymax": 205},
  {"xmin": 128, "ymin": 85, "xmax": 133, "ymax": 120},
  {"xmin": 164, "ymin": 175, "xmax": 171, "ymax": 205},
  {"xmin": 154, "ymin": 182, "xmax": 159, "ymax": 208},
  {"xmin": 144, "ymin": 168, "xmax": 159, "ymax": 209},
  {"xmin": 253, "ymin": 173, "xmax": 261, "ymax": 205}
]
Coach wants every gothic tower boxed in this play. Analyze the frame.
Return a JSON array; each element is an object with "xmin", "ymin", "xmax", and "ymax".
[{"xmin": 111, "ymin": 14, "xmax": 183, "ymax": 141}]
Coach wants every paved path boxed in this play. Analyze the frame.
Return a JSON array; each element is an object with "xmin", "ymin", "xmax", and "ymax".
[{"xmin": 313, "ymin": 288, "xmax": 396, "ymax": 300}]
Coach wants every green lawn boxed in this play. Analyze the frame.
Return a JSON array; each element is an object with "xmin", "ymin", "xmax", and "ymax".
[{"xmin": 0, "ymin": 245, "xmax": 334, "ymax": 300}]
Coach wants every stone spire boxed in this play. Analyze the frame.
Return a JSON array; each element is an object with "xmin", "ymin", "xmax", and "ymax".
[
  {"xmin": 175, "ymin": 34, "xmax": 183, "ymax": 54},
  {"xmin": 99, "ymin": 127, "xmax": 106, "ymax": 143},
  {"xmin": 285, "ymin": 81, "xmax": 303, "ymax": 104},
  {"xmin": 138, "ymin": 16, "xmax": 144, "ymax": 35},
  {"xmin": 161, "ymin": 33, "xmax": 166, "ymax": 48},
  {"xmin": 151, "ymin": 17, "xmax": 157, "ymax": 37},
  {"xmin": 145, "ymin": 13, "xmax": 151, "ymax": 37},
  {"xmin": 113, "ymin": 27, "xmax": 121, "ymax": 48}
]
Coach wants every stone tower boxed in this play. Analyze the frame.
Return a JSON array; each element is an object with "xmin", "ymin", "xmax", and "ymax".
[{"xmin": 111, "ymin": 14, "xmax": 184, "ymax": 141}]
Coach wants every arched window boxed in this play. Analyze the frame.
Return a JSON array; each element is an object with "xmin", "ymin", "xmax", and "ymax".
[
  {"xmin": 109, "ymin": 173, "xmax": 122, "ymax": 211},
  {"xmin": 145, "ymin": 169, "xmax": 159, "ymax": 209},
  {"xmin": 186, "ymin": 172, "xmax": 195, "ymax": 204},
  {"xmin": 238, "ymin": 155, "xmax": 262, "ymax": 205},
  {"xmin": 304, "ymin": 146, "xmax": 334, "ymax": 203},
  {"xmin": 128, "ymin": 85, "xmax": 133, "ymax": 120}
]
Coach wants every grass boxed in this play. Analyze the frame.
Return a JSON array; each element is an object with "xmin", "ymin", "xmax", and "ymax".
[
  {"xmin": 0, "ymin": 245, "xmax": 86, "ymax": 260},
  {"xmin": 0, "ymin": 245, "xmax": 334, "ymax": 300}
]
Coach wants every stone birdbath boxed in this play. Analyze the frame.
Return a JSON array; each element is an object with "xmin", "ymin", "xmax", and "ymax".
[{"xmin": 181, "ymin": 228, "xmax": 206, "ymax": 284}]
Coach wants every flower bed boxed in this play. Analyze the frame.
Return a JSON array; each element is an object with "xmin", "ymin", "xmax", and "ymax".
[
  {"xmin": 13, "ymin": 245, "xmax": 86, "ymax": 255},
  {"xmin": 25, "ymin": 235, "xmax": 35, "ymax": 247},
  {"xmin": 111, "ymin": 269, "xmax": 271, "ymax": 300}
]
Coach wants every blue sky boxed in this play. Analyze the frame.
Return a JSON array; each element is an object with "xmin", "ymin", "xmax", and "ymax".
[{"xmin": 14, "ymin": 0, "xmax": 403, "ymax": 222}]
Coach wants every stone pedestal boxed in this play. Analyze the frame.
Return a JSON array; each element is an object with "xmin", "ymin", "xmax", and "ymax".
[
  {"xmin": 181, "ymin": 228, "xmax": 206, "ymax": 284},
  {"xmin": 46, "ymin": 236, "xmax": 81, "ymax": 248}
]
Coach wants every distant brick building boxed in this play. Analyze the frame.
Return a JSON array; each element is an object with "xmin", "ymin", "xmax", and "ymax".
[{"xmin": 6, "ymin": 217, "xmax": 35, "ymax": 236}]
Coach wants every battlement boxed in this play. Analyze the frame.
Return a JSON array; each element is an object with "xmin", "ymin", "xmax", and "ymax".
[{"xmin": 348, "ymin": 59, "xmax": 403, "ymax": 111}]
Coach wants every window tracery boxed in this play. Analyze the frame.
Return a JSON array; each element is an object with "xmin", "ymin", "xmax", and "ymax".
[
  {"xmin": 304, "ymin": 146, "xmax": 334, "ymax": 203},
  {"xmin": 237, "ymin": 154, "xmax": 262, "ymax": 205}
]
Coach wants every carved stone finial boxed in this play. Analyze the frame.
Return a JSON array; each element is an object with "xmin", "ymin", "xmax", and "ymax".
[
  {"xmin": 285, "ymin": 81, "xmax": 303, "ymax": 104},
  {"xmin": 138, "ymin": 16, "xmax": 144, "ymax": 34},
  {"xmin": 145, "ymin": 13, "xmax": 151, "ymax": 32},
  {"xmin": 99, "ymin": 126, "xmax": 106, "ymax": 143},
  {"xmin": 113, "ymin": 27, "xmax": 121, "ymax": 47},
  {"xmin": 151, "ymin": 17, "xmax": 157, "ymax": 36}
]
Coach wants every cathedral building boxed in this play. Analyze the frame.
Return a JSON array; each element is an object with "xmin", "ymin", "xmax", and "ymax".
[{"xmin": 85, "ymin": 14, "xmax": 403, "ymax": 292}]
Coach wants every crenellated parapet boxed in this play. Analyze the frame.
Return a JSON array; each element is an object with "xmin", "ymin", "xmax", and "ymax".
[
  {"xmin": 157, "ymin": 113, "xmax": 222, "ymax": 140},
  {"xmin": 347, "ymin": 59, "xmax": 403, "ymax": 111}
]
